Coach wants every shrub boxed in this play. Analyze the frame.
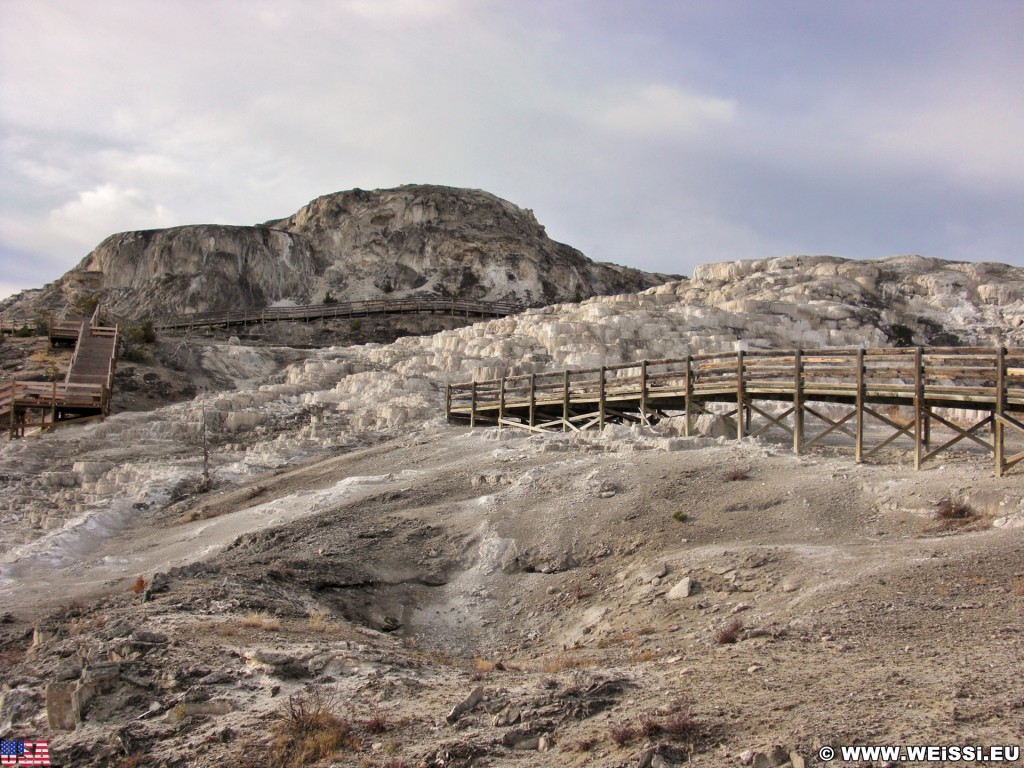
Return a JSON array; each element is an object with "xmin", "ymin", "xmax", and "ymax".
[
  {"xmin": 725, "ymin": 468, "xmax": 750, "ymax": 481},
  {"xmin": 131, "ymin": 576, "xmax": 147, "ymax": 594},
  {"xmin": 935, "ymin": 497, "xmax": 975, "ymax": 522},
  {"xmin": 639, "ymin": 716, "xmax": 661, "ymax": 739},
  {"xmin": 660, "ymin": 711, "xmax": 701, "ymax": 740},
  {"xmin": 272, "ymin": 687, "xmax": 356, "ymax": 765},
  {"xmin": 672, "ymin": 509, "xmax": 689, "ymax": 522},
  {"xmin": 609, "ymin": 722, "xmax": 638, "ymax": 746},
  {"xmin": 363, "ymin": 711, "xmax": 389, "ymax": 734},
  {"xmin": 714, "ymin": 618, "xmax": 744, "ymax": 645}
]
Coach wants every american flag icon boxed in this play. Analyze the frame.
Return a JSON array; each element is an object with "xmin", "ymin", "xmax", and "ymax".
[{"xmin": 0, "ymin": 740, "xmax": 50, "ymax": 766}]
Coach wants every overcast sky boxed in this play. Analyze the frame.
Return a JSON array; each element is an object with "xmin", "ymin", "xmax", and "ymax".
[{"xmin": 2, "ymin": 0, "xmax": 1022, "ymax": 300}]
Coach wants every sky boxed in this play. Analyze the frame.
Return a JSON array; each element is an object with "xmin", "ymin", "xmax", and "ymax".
[{"xmin": 1, "ymin": 0, "xmax": 1023, "ymax": 301}]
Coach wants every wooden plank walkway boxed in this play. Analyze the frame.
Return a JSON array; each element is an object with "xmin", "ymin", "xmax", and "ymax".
[
  {"xmin": 155, "ymin": 298, "xmax": 524, "ymax": 332},
  {"xmin": 446, "ymin": 346, "xmax": 1024, "ymax": 476},
  {"xmin": 2, "ymin": 308, "xmax": 118, "ymax": 437}
]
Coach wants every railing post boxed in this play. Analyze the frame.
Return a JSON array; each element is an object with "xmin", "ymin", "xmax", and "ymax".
[
  {"xmin": 470, "ymin": 382, "xmax": 477, "ymax": 428},
  {"xmin": 913, "ymin": 346, "xmax": 924, "ymax": 470},
  {"xmin": 855, "ymin": 348, "xmax": 864, "ymax": 463},
  {"xmin": 793, "ymin": 349, "xmax": 803, "ymax": 454},
  {"xmin": 598, "ymin": 366, "xmax": 606, "ymax": 430},
  {"xmin": 562, "ymin": 369, "xmax": 570, "ymax": 432},
  {"xmin": 736, "ymin": 350, "xmax": 745, "ymax": 440},
  {"xmin": 498, "ymin": 375, "xmax": 506, "ymax": 429},
  {"xmin": 684, "ymin": 355, "xmax": 692, "ymax": 437},
  {"xmin": 922, "ymin": 349, "xmax": 931, "ymax": 450},
  {"xmin": 528, "ymin": 373, "xmax": 536, "ymax": 427},
  {"xmin": 995, "ymin": 345, "xmax": 1006, "ymax": 477},
  {"xmin": 639, "ymin": 360, "xmax": 648, "ymax": 424},
  {"xmin": 50, "ymin": 380, "xmax": 57, "ymax": 430},
  {"xmin": 445, "ymin": 384, "xmax": 452, "ymax": 424}
]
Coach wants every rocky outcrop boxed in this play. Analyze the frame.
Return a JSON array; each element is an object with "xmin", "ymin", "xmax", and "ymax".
[
  {"xmin": 76, "ymin": 225, "xmax": 321, "ymax": 317},
  {"xmin": 39, "ymin": 185, "xmax": 676, "ymax": 318}
]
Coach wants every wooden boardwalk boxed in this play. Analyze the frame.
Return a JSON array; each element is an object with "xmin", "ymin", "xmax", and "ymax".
[
  {"xmin": 0, "ymin": 318, "xmax": 36, "ymax": 336},
  {"xmin": 155, "ymin": 298, "xmax": 524, "ymax": 332},
  {"xmin": 1, "ymin": 309, "xmax": 118, "ymax": 437},
  {"xmin": 446, "ymin": 347, "xmax": 1024, "ymax": 476}
]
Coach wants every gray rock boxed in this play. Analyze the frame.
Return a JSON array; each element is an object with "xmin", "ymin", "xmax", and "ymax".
[
  {"xmin": 162, "ymin": 699, "xmax": 235, "ymax": 724},
  {"xmin": 46, "ymin": 682, "xmax": 77, "ymax": 731},
  {"xmin": 446, "ymin": 686, "xmax": 485, "ymax": 724},
  {"xmin": 666, "ymin": 576, "xmax": 692, "ymax": 599},
  {"xmin": 0, "ymin": 688, "xmax": 38, "ymax": 731},
  {"xmin": 491, "ymin": 706, "xmax": 522, "ymax": 727},
  {"xmin": 131, "ymin": 629, "xmax": 169, "ymax": 644},
  {"xmin": 502, "ymin": 727, "xmax": 551, "ymax": 751},
  {"xmin": 637, "ymin": 747, "xmax": 671, "ymax": 767},
  {"xmin": 636, "ymin": 562, "xmax": 669, "ymax": 584}
]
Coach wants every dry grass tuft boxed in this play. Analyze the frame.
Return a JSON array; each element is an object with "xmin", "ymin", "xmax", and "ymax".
[
  {"xmin": 628, "ymin": 648, "xmax": 661, "ymax": 663},
  {"xmin": 474, "ymin": 658, "xmax": 505, "ymax": 673},
  {"xmin": 714, "ymin": 618, "xmax": 744, "ymax": 645},
  {"xmin": 540, "ymin": 652, "xmax": 595, "ymax": 673},
  {"xmin": 725, "ymin": 467, "xmax": 751, "ymax": 481},
  {"xmin": 240, "ymin": 611, "xmax": 281, "ymax": 631},
  {"xmin": 131, "ymin": 575, "xmax": 147, "ymax": 594},
  {"xmin": 271, "ymin": 687, "xmax": 357, "ymax": 766},
  {"xmin": 307, "ymin": 610, "xmax": 338, "ymax": 632}
]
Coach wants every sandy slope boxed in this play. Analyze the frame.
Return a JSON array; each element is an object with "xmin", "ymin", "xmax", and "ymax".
[{"xmin": 2, "ymin": 424, "xmax": 1021, "ymax": 767}]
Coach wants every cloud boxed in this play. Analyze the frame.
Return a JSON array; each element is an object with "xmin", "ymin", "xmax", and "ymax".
[
  {"xmin": 593, "ymin": 83, "xmax": 737, "ymax": 137},
  {"xmin": 0, "ymin": 0, "xmax": 1022, "ymax": 304},
  {"xmin": 48, "ymin": 184, "xmax": 176, "ymax": 250}
]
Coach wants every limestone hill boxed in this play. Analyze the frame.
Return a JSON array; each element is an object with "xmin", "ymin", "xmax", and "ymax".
[{"xmin": 2, "ymin": 185, "xmax": 676, "ymax": 320}]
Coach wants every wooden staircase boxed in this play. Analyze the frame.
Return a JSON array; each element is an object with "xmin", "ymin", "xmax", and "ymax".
[
  {"xmin": 66, "ymin": 319, "xmax": 118, "ymax": 388},
  {"xmin": 2, "ymin": 307, "xmax": 118, "ymax": 437}
]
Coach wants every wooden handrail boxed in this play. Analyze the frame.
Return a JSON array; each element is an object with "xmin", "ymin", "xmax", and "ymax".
[
  {"xmin": 448, "ymin": 346, "xmax": 1024, "ymax": 407},
  {"xmin": 153, "ymin": 297, "xmax": 528, "ymax": 331},
  {"xmin": 446, "ymin": 345, "xmax": 1024, "ymax": 474}
]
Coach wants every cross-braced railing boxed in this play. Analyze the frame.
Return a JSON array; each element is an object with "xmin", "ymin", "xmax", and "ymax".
[{"xmin": 446, "ymin": 346, "xmax": 1024, "ymax": 476}]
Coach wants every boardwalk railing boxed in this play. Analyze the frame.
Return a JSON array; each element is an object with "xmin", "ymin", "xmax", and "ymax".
[
  {"xmin": 155, "ymin": 298, "xmax": 525, "ymax": 331},
  {"xmin": 0, "ymin": 318, "xmax": 36, "ymax": 336},
  {"xmin": 2, "ymin": 380, "xmax": 108, "ymax": 437},
  {"xmin": 446, "ymin": 346, "xmax": 1024, "ymax": 476}
]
